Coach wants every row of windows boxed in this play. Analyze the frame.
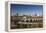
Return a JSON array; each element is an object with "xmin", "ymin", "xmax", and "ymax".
[{"xmin": 21, "ymin": 19, "xmax": 43, "ymax": 22}]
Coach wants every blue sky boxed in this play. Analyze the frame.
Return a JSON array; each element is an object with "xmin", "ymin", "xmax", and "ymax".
[{"xmin": 10, "ymin": 4, "xmax": 43, "ymax": 16}]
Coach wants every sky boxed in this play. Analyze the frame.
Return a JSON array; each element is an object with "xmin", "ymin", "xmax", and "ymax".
[{"xmin": 10, "ymin": 4, "xmax": 43, "ymax": 16}]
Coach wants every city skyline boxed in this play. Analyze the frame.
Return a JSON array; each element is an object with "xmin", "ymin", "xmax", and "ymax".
[{"xmin": 10, "ymin": 4, "xmax": 43, "ymax": 16}]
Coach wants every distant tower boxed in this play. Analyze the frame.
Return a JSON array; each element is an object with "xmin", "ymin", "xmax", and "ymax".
[
  {"xmin": 16, "ymin": 13, "xmax": 19, "ymax": 16},
  {"xmin": 37, "ymin": 14, "xmax": 39, "ymax": 16},
  {"xmin": 35, "ymin": 13, "xmax": 37, "ymax": 16}
]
